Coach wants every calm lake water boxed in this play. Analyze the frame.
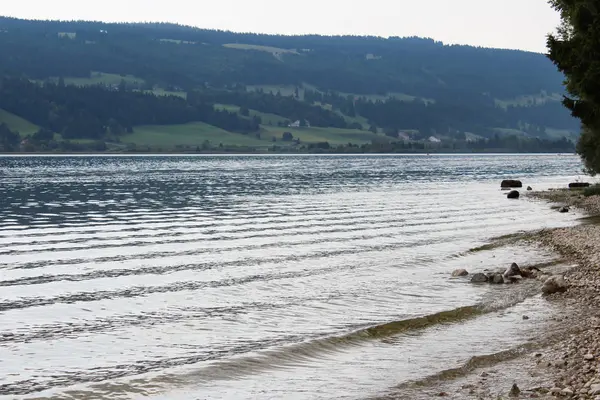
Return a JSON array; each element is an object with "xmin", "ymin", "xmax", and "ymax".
[{"xmin": 0, "ymin": 154, "xmax": 589, "ymax": 399}]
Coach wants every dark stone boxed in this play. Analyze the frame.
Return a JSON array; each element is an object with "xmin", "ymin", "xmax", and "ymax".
[
  {"xmin": 470, "ymin": 273, "xmax": 489, "ymax": 283},
  {"xmin": 451, "ymin": 269, "xmax": 469, "ymax": 277},
  {"xmin": 490, "ymin": 274, "xmax": 504, "ymax": 284},
  {"xmin": 501, "ymin": 180, "xmax": 523, "ymax": 188},
  {"xmin": 569, "ymin": 182, "xmax": 591, "ymax": 189},
  {"xmin": 559, "ymin": 206, "xmax": 570, "ymax": 213},
  {"xmin": 504, "ymin": 262, "xmax": 522, "ymax": 278},
  {"xmin": 507, "ymin": 190, "xmax": 520, "ymax": 199},
  {"xmin": 509, "ymin": 383, "xmax": 521, "ymax": 397},
  {"xmin": 527, "ymin": 186, "xmax": 533, "ymax": 191},
  {"xmin": 520, "ymin": 267, "xmax": 539, "ymax": 279}
]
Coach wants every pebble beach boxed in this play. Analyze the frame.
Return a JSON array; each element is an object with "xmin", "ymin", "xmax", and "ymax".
[{"xmin": 386, "ymin": 187, "xmax": 600, "ymax": 399}]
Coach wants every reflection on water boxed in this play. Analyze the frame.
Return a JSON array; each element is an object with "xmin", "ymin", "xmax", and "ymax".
[{"xmin": 0, "ymin": 154, "xmax": 587, "ymax": 399}]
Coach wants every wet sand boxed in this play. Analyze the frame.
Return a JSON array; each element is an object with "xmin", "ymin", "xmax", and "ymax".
[{"xmin": 378, "ymin": 188, "xmax": 600, "ymax": 400}]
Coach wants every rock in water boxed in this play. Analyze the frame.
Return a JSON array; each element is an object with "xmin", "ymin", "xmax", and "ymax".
[
  {"xmin": 569, "ymin": 182, "xmax": 590, "ymax": 188},
  {"xmin": 507, "ymin": 190, "xmax": 520, "ymax": 199},
  {"xmin": 501, "ymin": 180, "xmax": 523, "ymax": 188},
  {"xmin": 509, "ymin": 383, "xmax": 521, "ymax": 397},
  {"xmin": 559, "ymin": 206, "xmax": 570, "ymax": 213},
  {"xmin": 451, "ymin": 269, "xmax": 469, "ymax": 277},
  {"xmin": 504, "ymin": 262, "xmax": 522, "ymax": 278},
  {"xmin": 527, "ymin": 186, "xmax": 533, "ymax": 191},
  {"xmin": 542, "ymin": 275, "xmax": 568, "ymax": 295},
  {"xmin": 490, "ymin": 274, "xmax": 504, "ymax": 284},
  {"xmin": 470, "ymin": 273, "xmax": 488, "ymax": 283}
]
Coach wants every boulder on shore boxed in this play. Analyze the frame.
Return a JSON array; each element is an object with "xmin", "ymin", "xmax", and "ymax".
[
  {"xmin": 470, "ymin": 273, "xmax": 489, "ymax": 283},
  {"xmin": 542, "ymin": 275, "xmax": 568, "ymax": 295},
  {"xmin": 489, "ymin": 273, "xmax": 504, "ymax": 284},
  {"xmin": 507, "ymin": 190, "xmax": 520, "ymax": 199},
  {"xmin": 509, "ymin": 383, "xmax": 521, "ymax": 397},
  {"xmin": 501, "ymin": 180, "xmax": 523, "ymax": 188},
  {"xmin": 527, "ymin": 186, "xmax": 533, "ymax": 191},
  {"xmin": 569, "ymin": 182, "xmax": 591, "ymax": 189},
  {"xmin": 451, "ymin": 269, "xmax": 469, "ymax": 277},
  {"xmin": 520, "ymin": 266, "xmax": 541, "ymax": 279},
  {"xmin": 559, "ymin": 206, "xmax": 570, "ymax": 213},
  {"xmin": 504, "ymin": 262, "xmax": 522, "ymax": 278}
]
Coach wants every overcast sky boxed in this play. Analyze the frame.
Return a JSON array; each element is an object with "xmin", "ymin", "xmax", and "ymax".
[{"xmin": 3, "ymin": 0, "xmax": 560, "ymax": 53}]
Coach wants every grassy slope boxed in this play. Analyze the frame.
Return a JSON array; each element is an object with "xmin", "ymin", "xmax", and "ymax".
[
  {"xmin": 495, "ymin": 92, "xmax": 563, "ymax": 108},
  {"xmin": 246, "ymin": 83, "xmax": 429, "ymax": 104},
  {"xmin": 125, "ymin": 122, "xmax": 269, "ymax": 148},
  {"xmin": 159, "ymin": 38, "xmax": 196, "ymax": 44},
  {"xmin": 223, "ymin": 44, "xmax": 300, "ymax": 59},
  {"xmin": 214, "ymin": 104, "xmax": 289, "ymax": 126},
  {"xmin": 213, "ymin": 103, "xmax": 377, "ymax": 144},
  {"xmin": 142, "ymin": 88, "xmax": 187, "ymax": 98},
  {"xmin": 260, "ymin": 126, "xmax": 378, "ymax": 145},
  {"xmin": 124, "ymin": 119, "xmax": 378, "ymax": 149},
  {"xmin": 61, "ymin": 71, "xmax": 145, "ymax": 86},
  {"xmin": 0, "ymin": 109, "xmax": 40, "ymax": 135}
]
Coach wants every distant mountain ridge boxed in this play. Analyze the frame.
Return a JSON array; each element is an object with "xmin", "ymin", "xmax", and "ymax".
[
  {"xmin": 0, "ymin": 17, "xmax": 564, "ymax": 99},
  {"xmin": 0, "ymin": 17, "xmax": 579, "ymax": 153}
]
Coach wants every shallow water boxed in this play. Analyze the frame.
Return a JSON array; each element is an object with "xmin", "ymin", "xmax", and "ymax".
[{"xmin": 0, "ymin": 154, "xmax": 588, "ymax": 399}]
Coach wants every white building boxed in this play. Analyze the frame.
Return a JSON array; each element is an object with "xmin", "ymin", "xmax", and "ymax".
[{"xmin": 288, "ymin": 120, "xmax": 310, "ymax": 128}]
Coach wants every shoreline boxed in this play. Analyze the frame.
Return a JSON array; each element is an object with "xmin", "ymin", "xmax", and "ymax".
[
  {"xmin": 384, "ymin": 187, "xmax": 600, "ymax": 399},
  {"xmin": 0, "ymin": 151, "xmax": 579, "ymax": 156}
]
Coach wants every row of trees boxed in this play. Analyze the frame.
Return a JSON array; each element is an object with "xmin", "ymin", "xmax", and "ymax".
[
  {"xmin": 188, "ymin": 90, "xmax": 350, "ymax": 128},
  {"xmin": 304, "ymin": 89, "xmax": 577, "ymax": 137},
  {"xmin": 0, "ymin": 17, "xmax": 566, "ymax": 99},
  {"xmin": 0, "ymin": 78, "xmax": 259, "ymax": 140}
]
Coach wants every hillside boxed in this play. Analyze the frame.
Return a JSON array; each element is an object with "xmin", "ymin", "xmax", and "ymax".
[{"xmin": 0, "ymin": 17, "xmax": 579, "ymax": 153}]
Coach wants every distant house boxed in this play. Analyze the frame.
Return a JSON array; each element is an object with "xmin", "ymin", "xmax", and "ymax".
[
  {"xmin": 58, "ymin": 32, "xmax": 76, "ymax": 39},
  {"xmin": 288, "ymin": 119, "xmax": 310, "ymax": 128},
  {"xmin": 397, "ymin": 132, "xmax": 411, "ymax": 141},
  {"xmin": 428, "ymin": 136, "xmax": 441, "ymax": 143}
]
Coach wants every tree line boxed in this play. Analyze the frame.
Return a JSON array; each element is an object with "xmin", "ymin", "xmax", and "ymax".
[
  {"xmin": 0, "ymin": 17, "xmax": 566, "ymax": 100},
  {"xmin": 0, "ymin": 78, "xmax": 259, "ymax": 140}
]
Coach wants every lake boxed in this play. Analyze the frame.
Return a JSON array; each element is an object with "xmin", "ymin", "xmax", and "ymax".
[{"xmin": 0, "ymin": 154, "xmax": 587, "ymax": 399}]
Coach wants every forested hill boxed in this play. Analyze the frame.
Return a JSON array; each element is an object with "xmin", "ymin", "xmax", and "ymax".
[
  {"xmin": 0, "ymin": 17, "xmax": 563, "ymax": 98},
  {"xmin": 0, "ymin": 17, "xmax": 579, "ymax": 153}
]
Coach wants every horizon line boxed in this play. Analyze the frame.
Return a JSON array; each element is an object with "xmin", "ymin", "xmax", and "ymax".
[{"xmin": 0, "ymin": 15, "xmax": 548, "ymax": 54}]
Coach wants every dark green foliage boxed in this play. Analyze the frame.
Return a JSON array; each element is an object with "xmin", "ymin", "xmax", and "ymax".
[
  {"xmin": 0, "ymin": 77, "xmax": 259, "ymax": 139},
  {"xmin": 282, "ymin": 132, "xmax": 294, "ymax": 141},
  {"xmin": 547, "ymin": 0, "xmax": 600, "ymax": 173},
  {"xmin": 0, "ymin": 123, "xmax": 20, "ymax": 151},
  {"xmin": 0, "ymin": 17, "xmax": 566, "ymax": 98},
  {"xmin": 191, "ymin": 90, "xmax": 349, "ymax": 128},
  {"xmin": 584, "ymin": 184, "xmax": 600, "ymax": 197},
  {"xmin": 333, "ymin": 135, "xmax": 574, "ymax": 154},
  {"xmin": 31, "ymin": 128, "xmax": 54, "ymax": 142},
  {"xmin": 0, "ymin": 16, "xmax": 582, "ymax": 151}
]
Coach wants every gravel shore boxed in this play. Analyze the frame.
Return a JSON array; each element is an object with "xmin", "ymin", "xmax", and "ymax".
[
  {"xmin": 387, "ymin": 189, "xmax": 600, "ymax": 399},
  {"xmin": 523, "ymin": 190, "xmax": 600, "ymax": 399}
]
